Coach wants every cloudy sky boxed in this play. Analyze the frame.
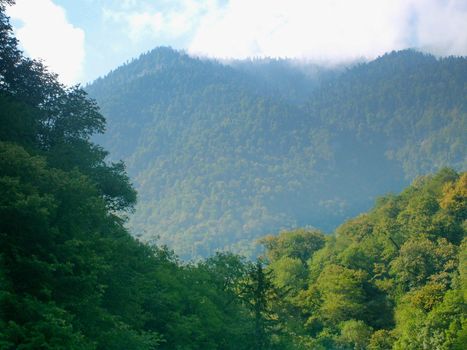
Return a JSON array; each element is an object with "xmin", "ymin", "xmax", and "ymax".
[{"xmin": 6, "ymin": 0, "xmax": 467, "ymax": 85}]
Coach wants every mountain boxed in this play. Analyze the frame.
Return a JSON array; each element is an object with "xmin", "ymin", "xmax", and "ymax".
[
  {"xmin": 86, "ymin": 48, "xmax": 466, "ymax": 259},
  {"xmin": 3, "ymin": 3, "xmax": 465, "ymax": 348}
]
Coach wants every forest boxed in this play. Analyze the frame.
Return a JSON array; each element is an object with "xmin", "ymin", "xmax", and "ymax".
[
  {"xmin": 0, "ymin": 1, "xmax": 466, "ymax": 349},
  {"xmin": 87, "ymin": 45, "xmax": 466, "ymax": 259}
]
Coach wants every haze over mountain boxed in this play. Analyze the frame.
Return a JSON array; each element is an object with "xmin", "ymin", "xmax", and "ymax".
[
  {"xmin": 87, "ymin": 48, "xmax": 466, "ymax": 259},
  {"xmin": 2, "ymin": 1, "xmax": 466, "ymax": 347}
]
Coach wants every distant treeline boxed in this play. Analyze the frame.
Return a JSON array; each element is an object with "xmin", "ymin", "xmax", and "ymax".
[
  {"xmin": 88, "ymin": 44, "xmax": 466, "ymax": 259},
  {"xmin": 1, "ymin": 1, "xmax": 465, "ymax": 349}
]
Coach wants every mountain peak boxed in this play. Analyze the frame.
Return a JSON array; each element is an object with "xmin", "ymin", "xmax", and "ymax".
[{"xmin": 87, "ymin": 50, "xmax": 466, "ymax": 259}]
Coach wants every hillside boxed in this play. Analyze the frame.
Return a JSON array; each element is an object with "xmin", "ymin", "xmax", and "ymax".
[
  {"xmin": 263, "ymin": 169, "xmax": 466, "ymax": 349},
  {"xmin": 0, "ymin": 11, "xmax": 269, "ymax": 348},
  {"xmin": 87, "ymin": 48, "xmax": 466, "ymax": 259},
  {"xmin": 2, "ymin": 2, "xmax": 465, "ymax": 349}
]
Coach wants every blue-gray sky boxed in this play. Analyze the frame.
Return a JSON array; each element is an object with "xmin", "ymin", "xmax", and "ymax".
[{"xmin": 7, "ymin": 0, "xmax": 467, "ymax": 85}]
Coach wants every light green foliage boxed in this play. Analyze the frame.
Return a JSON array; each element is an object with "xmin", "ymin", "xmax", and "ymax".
[
  {"xmin": 317, "ymin": 265, "xmax": 368, "ymax": 323},
  {"xmin": 393, "ymin": 289, "xmax": 466, "ymax": 350},
  {"xmin": 261, "ymin": 228, "xmax": 325, "ymax": 264},
  {"xmin": 390, "ymin": 237, "xmax": 457, "ymax": 290},
  {"xmin": 367, "ymin": 330, "xmax": 395, "ymax": 350},
  {"xmin": 440, "ymin": 173, "xmax": 467, "ymax": 215},
  {"xmin": 460, "ymin": 239, "xmax": 467, "ymax": 300},
  {"xmin": 264, "ymin": 169, "xmax": 466, "ymax": 349},
  {"xmin": 270, "ymin": 256, "xmax": 306, "ymax": 291},
  {"xmin": 337, "ymin": 319, "xmax": 373, "ymax": 350}
]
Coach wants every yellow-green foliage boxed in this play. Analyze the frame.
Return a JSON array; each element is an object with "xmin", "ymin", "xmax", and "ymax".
[{"xmin": 264, "ymin": 169, "xmax": 466, "ymax": 349}]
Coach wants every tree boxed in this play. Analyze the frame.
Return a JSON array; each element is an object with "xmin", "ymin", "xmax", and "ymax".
[
  {"xmin": 260, "ymin": 228, "xmax": 325, "ymax": 265},
  {"xmin": 240, "ymin": 260, "xmax": 279, "ymax": 350},
  {"xmin": 337, "ymin": 319, "xmax": 373, "ymax": 350}
]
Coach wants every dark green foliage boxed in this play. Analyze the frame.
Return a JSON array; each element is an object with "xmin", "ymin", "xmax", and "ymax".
[
  {"xmin": 1, "ymin": 2, "xmax": 465, "ymax": 348},
  {"xmin": 0, "ymin": 7, "xmax": 263, "ymax": 349},
  {"xmin": 87, "ymin": 46, "xmax": 466, "ymax": 259},
  {"xmin": 240, "ymin": 260, "xmax": 276, "ymax": 350}
]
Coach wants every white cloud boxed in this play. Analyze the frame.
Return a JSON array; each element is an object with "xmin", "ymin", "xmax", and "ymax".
[
  {"xmin": 411, "ymin": 0, "xmax": 467, "ymax": 56},
  {"xmin": 7, "ymin": 0, "xmax": 85, "ymax": 85},
  {"xmin": 7, "ymin": 0, "xmax": 464, "ymax": 84},
  {"xmin": 188, "ymin": 0, "xmax": 467, "ymax": 61},
  {"xmin": 127, "ymin": 11, "xmax": 165, "ymax": 40},
  {"xmin": 103, "ymin": 0, "xmax": 219, "ymax": 42}
]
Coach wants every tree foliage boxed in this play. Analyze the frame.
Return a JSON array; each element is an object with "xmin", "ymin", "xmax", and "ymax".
[
  {"xmin": 0, "ymin": 6, "xmax": 266, "ymax": 349},
  {"xmin": 1, "ymin": 2, "xmax": 465, "ymax": 348},
  {"xmin": 87, "ymin": 46, "xmax": 466, "ymax": 259},
  {"xmin": 263, "ymin": 169, "xmax": 466, "ymax": 349}
]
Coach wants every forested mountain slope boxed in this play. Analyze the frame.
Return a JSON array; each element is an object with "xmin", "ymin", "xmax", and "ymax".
[
  {"xmin": 87, "ymin": 48, "xmax": 466, "ymax": 259},
  {"xmin": 0, "ymin": 7, "xmax": 271, "ymax": 348},
  {"xmin": 263, "ymin": 169, "xmax": 466, "ymax": 349},
  {"xmin": 309, "ymin": 50, "xmax": 467, "ymax": 177},
  {"xmin": 2, "ymin": 2, "xmax": 465, "ymax": 348}
]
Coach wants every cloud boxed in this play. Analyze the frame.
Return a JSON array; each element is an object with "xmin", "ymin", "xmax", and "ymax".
[
  {"xmin": 8, "ymin": 0, "xmax": 464, "ymax": 84},
  {"xmin": 411, "ymin": 0, "xmax": 467, "ymax": 56},
  {"xmin": 188, "ymin": 0, "xmax": 467, "ymax": 61},
  {"xmin": 127, "ymin": 12, "xmax": 165, "ymax": 40},
  {"xmin": 7, "ymin": 0, "xmax": 85, "ymax": 85},
  {"xmin": 103, "ymin": 0, "xmax": 219, "ymax": 42}
]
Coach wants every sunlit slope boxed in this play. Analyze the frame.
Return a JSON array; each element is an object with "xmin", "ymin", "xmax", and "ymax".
[{"xmin": 87, "ymin": 48, "xmax": 466, "ymax": 259}]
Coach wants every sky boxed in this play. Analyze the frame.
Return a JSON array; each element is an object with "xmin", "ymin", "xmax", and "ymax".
[{"xmin": 6, "ymin": 0, "xmax": 467, "ymax": 85}]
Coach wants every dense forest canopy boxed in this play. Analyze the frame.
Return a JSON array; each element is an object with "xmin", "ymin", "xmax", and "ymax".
[
  {"xmin": 87, "ymin": 46, "xmax": 466, "ymax": 259},
  {"xmin": 1, "ymin": 1, "xmax": 466, "ymax": 348},
  {"xmin": 0, "ymin": 4, "xmax": 269, "ymax": 348},
  {"xmin": 262, "ymin": 169, "xmax": 466, "ymax": 349}
]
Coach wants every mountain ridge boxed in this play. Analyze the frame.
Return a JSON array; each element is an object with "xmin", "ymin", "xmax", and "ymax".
[{"xmin": 87, "ymin": 47, "xmax": 466, "ymax": 259}]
